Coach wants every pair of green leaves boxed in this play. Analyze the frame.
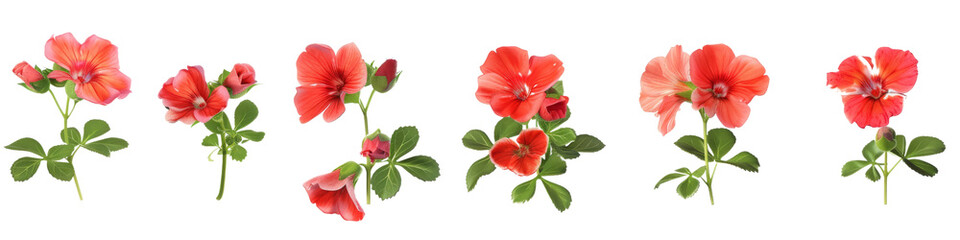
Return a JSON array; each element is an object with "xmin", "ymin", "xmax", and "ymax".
[
  {"xmin": 367, "ymin": 126, "xmax": 441, "ymax": 200},
  {"xmin": 511, "ymin": 177, "xmax": 572, "ymax": 212},
  {"xmin": 842, "ymin": 135, "xmax": 945, "ymax": 181},
  {"xmin": 673, "ymin": 128, "xmax": 759, "ymax": 172},
  {"xmin": 7, "ymin": 119, "xmax": 127, "ymax": 181},
  {"xmin": 201, "ymin": 100, "xmax": 265, "ymax": 162},
  {"xmin": 654, "ymin": 167, "xmax": 706, "ymax": 199}
]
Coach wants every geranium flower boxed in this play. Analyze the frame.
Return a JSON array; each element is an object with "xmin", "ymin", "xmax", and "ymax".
[
  {"xmin": 12, "ymin": 61, "xmax": 43, "ymax": 88},
  {"xmin": 303, "ymin": 169, "xmax": 364, "ymax": 221},
  {"xmin": 690, "ymin": 44, "xmax": 769, "ymax": 128},
  {"xmin": 361, "ymin": 131, "xmax": 390, "ymax": 162},
  {"xmin": 489, "ymin": 129, "xmax": 548, "ymax": 176},
  {"xmin": 827, "ymin": 47, "xmax": 917, "ymax": 128},
  {"xmin": 45, "ymin": 33, "xmax": 131, "ymax": 105},
  {"xmin": 158, "ymin": 66, "xmax": 229, "ymax": 124},
  {"xmin": 639, "ymin": 45, "xmax": 693, "ymax": 135},
  {"xmin": 224, "ymin": 63, "xmax": 256, "ymax": 96},
  {"xmin": 476, "ymin": 46, "xmax": 563, "ymax": 123},
  {"xmin": 294, "ymin": 43, "xmax": 366, "ymax": 123},
  {"xmin": 538, "ymin": 96, "xmax": 569, "ymax": 121}
]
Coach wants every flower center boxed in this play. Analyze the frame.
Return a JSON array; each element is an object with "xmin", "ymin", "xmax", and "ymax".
[
  {"xmin": 192, "ymin": 97, "xmax": 207, "ymax": 109},
  {"xmin": 864, "ymin": 76, "xmax": 886, "ymax": 99},
  {"xmin": 712, "ymin": 83, "xmax": 729, "ymax": 98},
  {"xmin": 515, "ymin": 145, "xmax": 530, "ymax": 157}
]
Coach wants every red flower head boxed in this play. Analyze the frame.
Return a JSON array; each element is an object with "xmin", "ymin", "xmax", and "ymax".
[
  {"xmin": 539, "ymin": 96, "xmax": 569, "ymax": 121},
  {"xmin": 224, "ymin": 63, "xmax": 256, "ymax": 96},
  {"xmin": 45, "ymin": 33, "xmax": 131, "ymax": 105},
  {"xmin": 12, "ymin": 61, "xmax": 43, "ymax": 88},
  {"xmin": 489, "ymin": 129, "xmax": 548, "ymax": 176},
  {"xmin": 690, "ymin": 44, "xmax": 769, "ymax": 128},
  {"xmin": 295, "ymin": 43, "xmax": 366, "ymax": 123},
  {"xmin": 827, "ymin": 47, "xmax": 917, "ymax": 128},
  {"xmin": 639, "ymin": 45, "xmax": 693, "ymax": 135},
  {"xmin": 477, "ymin": 46, "xmax": 563, "ymax": 123},
  {"xmin": 360, "ymin": 131, "xmax": 390, "ymax": 162},
  {"xmin": 158, "ymin": 66, "xmax": 229, "ymax": 124},
  {"xmin": 371, "ymin": 59, "xmax": 398, "ymax": 93},
  {"xmin": 303, "ymin": 169, "xmax": 364, "ymax": 221}
]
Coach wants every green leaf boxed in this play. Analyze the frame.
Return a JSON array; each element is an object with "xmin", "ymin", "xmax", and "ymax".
[
  {"xmin": 10, "ymin": 157, "xmax": 42, "ymax": 181},
  {"xmin": 372, "ymin": 164, "xmax": 402, "ymax": 200},
  {"xmin": 903, "ymin": 159, "xmax": 938, "ymax": 177},
  {"xmin": 676, "ymin": 176, "xmax": 700, "ymax": 199},
  {"xmin": 540, "ymin": 178, "xmax": 572, "ymax": 212},
  {"xmin": 545, "ymin": 81, "xmax": 564, "ymax": 97},
  {"xmin": 82, "ymin": 119, "xmax": 110, "ymax": 141},
  {"xmin": 865, "ymin": 167, "xmax": 881, "ymax": 182},
  {"xmin": 217, "ymin": 69, "xmax": 230, "ymax": 83},
  {"xmin": 566, "ymin": 134, "xmax": 604, "ymax": 152},
  {"xmin": 53, "ymin": 63, "xmax": 68, "ymax": 72},
  {"xmin": 841, "ymin": 160, "xmax": 870, "ymax": 177},
  {"xmin": 337, "ymin": 161, "xmax": 362, "ymax": 180},
  {"xmin": 548, "ymin": 128, "xmax": 577, "ymax": 146},
  {"xmin": 706, "ymin": 128, "xmax": 736, "ymax": 159},
  {"xmin": 862, "ymin": 140, "xmax": 883, "ymax": 162},
  {"xmin": 234, "ymin": 100, "xmax": 259, "ymax": 130},
  {"xmin": 397, "ymin": 155, "xmax": 440, "ymax": 181},
  {"xmin": 892, "ymin": 135, "xmax": 907, "ymax": 158},
  {"xmin": 230, "ymin": 145, "xmax": 247, "ymax": 161},
  {"xmin": 88, "ymin": 138, "xmax": 128, "ymax": 152},
  {"xmin": 675, "ymin": 167, "xmax": 692, "ymax": 174},
  {"xmin": 720, "ymin": 151, "xmax": 760, "ymax": 172},
  {"xmin": 536, "ymin": 108, "xmax": 571, "ymax": 132},
  {"xmin": 202, "ymin": 134, "xmax": 219, "ymax": 147},
  {"xmin": 674, "ymin": 135, "xmax": 713, "ymax": 161},
  {"xmin": 692, "ymin": 166, "xmax": 707, "ymax": 178},
  {"xmin": 82, "ymin": 144, "xmax": 111, "ymax": 157},
  {"xmin": 494, "ymin": 117, "xmax": 522, "ymax": 140},
  {"xmin": 905, "ymin": 136, "xmax": 945, "ymax": 158},
  {"xmin": 462, "ymin": 130, "xmax": 493, "ymax": 150},
  {"xmin": 60, "ymin": 127, "xmax": 81, "ymax": 145},
  {"xmin": 511, "ymin": 178, "xmax": 537, "ymax": 203},
  {"xmin": 46, "ymin": 161, "xmax": 75, "ymax": 181},
  {"xmin": 64, "ymin": 81, "xmax": 81, "ymax": 101},
  {"xmin": 204, "ymin": 112, "xmax": 230, "ymax": 134},
  {"xmin": 46, "ymin": 145, "xmax": 75, "ymax": 160},
  {"xmin": 6, "ymin": 138, "xmax": 46, "ymax": 157},
  {"xmin": 238, "ymin": 130, "xmax": 265, "ymax": 142},
  {"xmin": 539, "ymin": 154, "xmax": 566, "ymax": 176},
  {"xmin": 552, "ymin": 143, "xmax": 580, "ymax": 159},
  {"xmin": 389, "ymin": 126, "xmax": 420, "ymax": 161},
  {"xmin": 654, "ymin": 173, "xmax": 686, "ymax": 189},
  {"xmin": 466, "ymin": 156, "xmax": 495, "ymax": 191}
]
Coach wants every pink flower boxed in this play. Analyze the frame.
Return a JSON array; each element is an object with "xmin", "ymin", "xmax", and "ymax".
[
  {"xmin": 476, "ymin": 46, "xmax": 563, "ymax": 123},
  {"xmin": 639, "ymin": 45, "xmax": 693, "ymax": 135},
  {"xmin": 360, "ymin": 131, "xmax": 390, "ymax": 162},
  {"xmin": 294, "ymin": 43, "xmax": 366, "ymax": 123},
  {"xmin": 827, "ymin": 47, "xmax": 917, "ymax": 128},
  {"xmin": 158, "ymin": 66, "xmax": 229, "ymax": 124},
  {"xmin": 538, "ymin": 96, "xmax": 569, "ymax": 121},
  {"xmin": 303, "ymin": 169, "xmax": 364, "ymax": 221},
  {"xmin": 690, "ymin": 44, "xmax": 769, "ymax": 128},
  {"xmin": 224, "ymin": 63, "xmax": 256, "ymax": 96},
  {"xmin": 45, "ymin": 33, "xmax": 131, "ymax": 105},
  {"xmin": 12, "ymin": 61, "xmax": 43, "ymax": 88}
]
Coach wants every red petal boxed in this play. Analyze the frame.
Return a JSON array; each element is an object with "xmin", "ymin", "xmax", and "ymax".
[
  {"xmin": 322, "ymin": 98, "xmax": 346, "ymax": 123},
  {"xmin": 294, "ymin": 86, "xmax": 337, "ymax": 123},
  {"xmin": 480, "ymin": 46, "xmax": 530, "ymax": 79},
  {"xmin": 509, "ymin": 93, "xmax": 545, "ymax": 123},
  {"xmin": 79, "ymin": 34, "xmax": 120, "ymax": 70},
  {"xmin": 476, "ymin": 73, "xmax": 510, "ymax": 104},
  {"xmin": 337, "ymin": 43, "xmax": 367, "ymax": 94},
  {"xmin": 842, "ymin": 94, "xmax": 903, "ymax": 128},
  {"xmin": 690, "ymin": 88, "xmax": 717, "ymax": 117},
  {"xmin": 44, "ymin": 33, "xmax": 81, "ymax": 71},
  {"xmin": 488, "ymin": 94, "xmax": 522, "ymax": 119},
  {"xmin": 527, "ymin": 54, "xmax": 563, "ymax": 93},
  {"xmin": 297, "ymin": 44, "xmax": 337, "ymax": 86},
  {"xmin": 875, "ymin": 47, "xmax": 918, "ymax": 93},
  {"xmin": 517, "ymin": 129, "xmax": 548, "ymax": 156},
  {"xmin": 726, "ymin": 55, "xmax": 768, "ymax": 101},
  {"xmin": 827, "ymin": 56, "xmax": 871, "ymax": 92},
  {"xmin": 714, "ymin": 97, "xmax": 751, "ymax": 128},
  {"xmin": 489, "ymin": 138, "xmax": 521, "ymax": 172},
  {"xmin": 690, "ymin": 44, "xmax": 735, "ymax": 89},
  {"xmin": 657, "ymin": 95, "xmax": 684, "ymax": 135},
  {"xmin": 194, "ymin": 86, "xmax": 229, "ymax": 123}
]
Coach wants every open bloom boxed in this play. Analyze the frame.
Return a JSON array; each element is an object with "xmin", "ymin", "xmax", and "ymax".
[
  {"xmin": 224, "ymin": 63, "xmax": 256, "ymax": 96},
  {"xmin": 372, "ymin": 59, "xmax": 398, "ymax": 93},
  {"xmin": 690, "ymin": 44, "xmax": 769, "ymax": 128},
  {"xmin": 827, "ymin": 47, "xmax": 917, "ymax": 128},
  {"xmin": 158, "ymin": 66, "xmax": 229, "ymax": 124},
  {"xmin": 539, "ymin": 96, "xmax": 569, "ymax": 121},
  {"xmin": 639, "ymin": 45, "xmax": 693, "ymax": 135},
  {"xmin": 295, "ymin": 43, "xmax": 366, "ymax": 123},
  {"xmin": 303, "ymin": 169, "xmax": 364, "ymax": 221},
  {"xmin": 13, "ymin": 61, "xmax": 43, "ymax": 88},
  {"xmin": 476, "ymin": 46, "xmax": 563, "ymax": 123},
  {"xmin": 489, "ymin": 129, "xmax": 548, "ymax": 176},
  {"xmin": 361, "ymin": 131, "xmax": 390, "ymax": 162},
  {"xmin": 45, "ymin": 33, "xmax": 131, "ymax": 105}
]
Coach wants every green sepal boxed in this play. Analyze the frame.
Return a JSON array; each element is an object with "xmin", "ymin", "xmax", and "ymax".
[
  {"xmin": 336, "ymin": 161, "xmax": 362, "ymax": 180},
  {"xmin": 344, "ymin": 92, "xmax": 361, "ymax": 104},
  {"xmin": 64, "ymin": 81, "xmax": 82, "ymax": 102}
]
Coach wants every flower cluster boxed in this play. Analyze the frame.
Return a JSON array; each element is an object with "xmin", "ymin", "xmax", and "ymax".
[
  {"xmin": 6, "ymin": 33, "xmax": 131, "ymax": 200},
  {"xmin": 830, "ymin": 47, "xmax": 945, "ymax": 204},
  {"xmin": 158, "ymin": 64, "xmax": 265, "ymax": 200},
  {"xmin": 296, "ymin": 43, "xmax": 438, "ymax": 221},
  {"xmin": 641, "ymin": 44, "xmax": 768, "ymax": 204},
  {"xmin": 464, "ymin": 46, "xmax": 605, "ymax": 212}
]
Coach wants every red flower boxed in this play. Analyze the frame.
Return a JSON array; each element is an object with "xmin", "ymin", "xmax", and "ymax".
[
  {"xmin": 690, "ymin": 44, "xmax": 769, "ymax": 128},
  {"xmin": 827, "ymin": 47, "xmax": 917, "ymax": 128},
  {"xmin": 360, "ymin": 132, "xmax": 390, "ymax": 162},
  {"xmin": 294, "ymin": 43, "xmax": 366, "ymax": 123},
  {"xmin": 639, "ymin": 45, "xmax": 693, "ymax": 135},
  {"xmin": 476, "ymin": 46, "xmax": 563, "ymax": 123},
  {"xmin": 303, "ymin": 169, "xmax": 364, "ymax": 221},
  {"xmin": 489, "ymin": 129, "xmax": 548, "ymax": 176},
  {"xmin": 224, "ymin": 63, "xmax": 256, "ymax": 96},
  {"xmin": 158, "ymin": 66, "xmax": 229, "ymax": 124},
  {"xmin": 538, "ymin": 96, "xmax": 569, "ymax": 121},
  {"xmin": 371, "ymin": 59, "xmax": 398, "ymax": 93},
  {"xmin": 45, "ymin": 33, "xmax": 131, "ymax": 105},
  {"xmin": 12, "ymin": 61, "xmax": 43, "ymax": 88}
]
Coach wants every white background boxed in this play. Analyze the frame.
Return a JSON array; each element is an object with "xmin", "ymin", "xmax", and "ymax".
[{"xmin": 1, "ymin": 0, "xmax": 957, "ymax": 239}]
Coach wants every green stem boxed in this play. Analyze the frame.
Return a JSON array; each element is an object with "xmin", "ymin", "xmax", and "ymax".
[
  {"xmin": 364, "ymin": 163, "xmax": 373, "ymax": 204},
  {"xmin": 216, "ymin": 133, "xmax": 227, "ymax": 200},
  {"xmin": 66, "ymin": 147, "xmax": 82, "ymax": 200},
  {"xmin": 700, "ymin": 110, "xmax": 715, "ymax": 205},
  {"xmin": 883, "ymin": 152, "xmax": 888, "ymax": 205},
  {"xmin": 357, "ymin": 90, "xmax": 377, "ymax": 204}
]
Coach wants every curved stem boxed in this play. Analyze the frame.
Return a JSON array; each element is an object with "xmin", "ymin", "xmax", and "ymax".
[
  {"xmin": 216, "ymin": 133, "xmax": 227, "ymax": 200},
  {"xmin": 358, "ymin": 90, "xmax": 377, "ymax": 204},
  {"xmin": 700, "ymin": 110, "xmax": 715, "ymax": 205}
]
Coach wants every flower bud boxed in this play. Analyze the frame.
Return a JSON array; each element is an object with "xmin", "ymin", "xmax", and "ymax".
[
  {"xmin": 12, "ymin": 61, "xmax": 43, "ymax": 89},
  {"xmin": 361, "ymin": 130, "xmax": 391, "ymax": 162},
  {"xmin": 224, "ymin": 63, "xmax": 256, "ymax": 98},
  {"xmin": 538, "ymin": 96, "xmax": 569, "ymax": 121},
  {"xmin": 371, "ymin": 59, "xmax": 398, "ymax": 93},
  {"xmin": 875, "ymin": 126, "xmax": 896, "ymax": 152}
]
